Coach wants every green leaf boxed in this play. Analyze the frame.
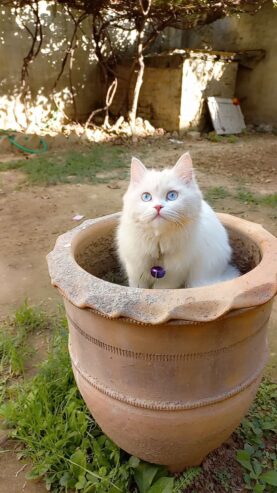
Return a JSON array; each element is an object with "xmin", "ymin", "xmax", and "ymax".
[
  {"xmin": 70, "ymin": 449, "xmax": 87, "ymax": 477},
  {"xmin": 75, "ymin": 475, "xmax": 88, "ymax": 489},
  {"xmin": 253, "ymin": 484, "xmax": 265, "ymax": 493},
  {"xmin": 147, "ymin": 477, "xmax": 174, "ymax": 493},
  {"xmin": 262, "ymin": 421, "xmax": 276, "ymax": 431},
  {"xmin": 236, "ymin": 450, "xmax": 253, "ymax": 472},
  {"xmin": 26, "ymin": 463, "xmax": 50, "ymax": 479},
  {"xmin": 252, "ymin": 459, "xmax": 262, "ymax": 476},
  {"xmin": 260, "ymin": 470, "xmax": 277, "ymax": 486},
  {"xmin": 129, "ymin": 456, "xmax": 140, "ymax": 468},
  {"xmin": 59, "ymin": 472, "xmax": 72, "ymax": 487},
  {"xmin": 244, "ymin": 443, "xmax": 255, "ymax": 455},
  {"xmin": 134, "ymin": 463, "xmax": 160, "ymax": 493}
]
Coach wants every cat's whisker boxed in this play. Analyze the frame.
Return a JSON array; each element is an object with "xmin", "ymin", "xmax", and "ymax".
[{"xmin": 162, "ymin": 210, "xmax": 185, "ymax": 226}]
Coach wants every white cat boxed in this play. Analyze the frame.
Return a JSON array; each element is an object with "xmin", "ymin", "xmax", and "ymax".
[{"xmin": 117, "ymin": 152, "xmax": 239, "ymax": 289}]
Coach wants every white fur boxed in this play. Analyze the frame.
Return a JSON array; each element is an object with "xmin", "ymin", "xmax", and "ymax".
[{"xmin": 117, "ymin": 153, "xmax": 240, "ymax": 289}]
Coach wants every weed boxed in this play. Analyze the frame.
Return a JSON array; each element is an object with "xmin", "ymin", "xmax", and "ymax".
[
  {"xmin": 0, "ymin": 302, "xmax": 50, "ymax": 403},
  {"xmin": 226, "ymin": 135, "xmax": 239, "ymax": 144},
  {"xmin": 207, "ymin": 132, "xmax": 225, "ymax": 143},
  {"xmin": 235, "ymin": 188, "xmax": 277, "ymax": 207},
  {"xmin": 13, "ymin": 300, "xmax": 49, "ymax": 332},
  {"xmin": 207, "ymin": 132, "xmax": 238, "ymax": 143},
  {"xmin": 205, "ymin": 185, "xmax": 277, "ymax": 209},
  {"xmin": 205, "ymin": 186, "xmax": 230, "ymax": 204},
  {"xmin": 1, "ymin": 306, "xmax": 276, "ymax": 493},
  {"xmin": 173, "ymin": 468, "xmax": 201, "ymax": 492},
  {"xmin": 0, "ymin": 145, "xmax": 128, "ymax": 186},
  {"xmin": 258, "ymin": 194, "xmax": 277, "ymax": 207},
  {"xmin": 235, "ymin": 381, "xmax": 277, "ymax": 492},
  {"xmin": 0, "ymin": 312, "xmax": 198, "ymax": 493},
  {"xmin": 214, "ymin": 468, "xmax": 232, "ymax": 491}
]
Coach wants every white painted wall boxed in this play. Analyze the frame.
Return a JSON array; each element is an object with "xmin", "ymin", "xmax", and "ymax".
[{"xmin": 185, "ymin": 1, "xmax": 277, "ymax": 127}]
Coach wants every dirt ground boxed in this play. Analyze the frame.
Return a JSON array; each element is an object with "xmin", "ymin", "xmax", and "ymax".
[{"xmin": 0, "ymin": 133, "xmax": 276, "ymax": 492}]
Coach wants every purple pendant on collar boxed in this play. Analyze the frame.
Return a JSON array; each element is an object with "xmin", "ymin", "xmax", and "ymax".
[{"xmin": 151, "ymin": 266, "xmax": 166, "ymax": 279}]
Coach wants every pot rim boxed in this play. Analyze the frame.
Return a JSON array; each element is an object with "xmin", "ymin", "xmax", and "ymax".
[{"xmin": 47, "ymin": 212, "xmax": 277, "ymax": 325}]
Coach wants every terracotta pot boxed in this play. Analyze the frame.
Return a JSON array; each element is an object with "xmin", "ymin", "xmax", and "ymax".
[{"xmin": 47, "ymin": 213, "xmax": 277, "ymax": 472}]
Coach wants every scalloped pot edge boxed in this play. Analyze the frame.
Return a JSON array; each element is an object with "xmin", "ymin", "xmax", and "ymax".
[{"xmin": 47, "ymin": 213, "xmax": 277, "ymax": 325}]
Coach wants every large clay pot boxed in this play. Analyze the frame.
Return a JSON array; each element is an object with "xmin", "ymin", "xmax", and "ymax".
[{"xmin": 47, "ymin": 213, "xmax": 277, "ymax": 472}]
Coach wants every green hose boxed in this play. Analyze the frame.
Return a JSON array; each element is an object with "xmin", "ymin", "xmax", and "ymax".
[{"xmin": 0, "ymin": 130, "xmax": 48, "ymax": 154}]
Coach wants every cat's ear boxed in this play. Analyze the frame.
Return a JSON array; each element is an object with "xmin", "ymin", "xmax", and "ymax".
[
  {"xmin": 130, "ymin": 157, "xmax": 147, "ymax": 184},
  {"xmin": 173, "ymin": 152, "xmax": 193, "ymax": 183}
]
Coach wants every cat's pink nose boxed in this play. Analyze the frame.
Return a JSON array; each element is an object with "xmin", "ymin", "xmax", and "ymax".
[{"xmin": 154, "ymin": 205, "xmax": 164, "ymax": 213}]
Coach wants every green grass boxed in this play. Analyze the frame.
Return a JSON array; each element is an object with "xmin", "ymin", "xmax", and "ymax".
[
  {"xmin": 235, "ymin": 188, "xmax": 277, "ymax": 207},
  {"xmin": 0, "ymin": 305, "xmax": 276, "ymax": 492},
  {"xmin": 0, "ymin": 302, "xmax": 49, "ymax": 377},
  {"xmin": 207, "ymin": 132, "xmax": 239, "ymax": 144},
  {"xmin": 235, "ymin": 381, "xmax": 277, "ymax": 492},
  {"xmin": 0, "ymin": 306, "xmax": 200, "ymax": 493},
  {"xmin": 0, "ymin": 145, "xmax": 128, "ymax": 186},
  {"xmin": 0, "ymin": 302, "xmax": 50, "ymax": 403},
  {"xmin": 204, "ymin": 186, "xmax": 230, "ymax": 203},
  {"xmin": 205, "ymin": 185, "xmax": 277, "ymax": 209}
]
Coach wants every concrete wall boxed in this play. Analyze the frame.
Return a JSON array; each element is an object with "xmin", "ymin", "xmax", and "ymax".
[
  {"xmin": 185, "ymin": 1, "xmax": 277, "ymax": 126},
  {"xmin": 0, "ymin": 3, "xmax": 185, "ymax": 131},
  {"xmin": 180, "ymin": 57, "xmax": 238, "ymax": 131},
  {"xmin": 113, "ymin": 53, "xmax": 238, "ymax": 132},
  {"xmin": 140, "ymin": 53, "xmax": 238, "ymax": 132},
  {"xmin": 2, "ymin": 1, "xmax": 276, "ymax": 130},
  {"xmin": 138, "ymin": 67, "xmax": 183, "ymax": 131},
  {"xmin": 0, "ymin": 3, "xmax": 102, "ymax": 130}
]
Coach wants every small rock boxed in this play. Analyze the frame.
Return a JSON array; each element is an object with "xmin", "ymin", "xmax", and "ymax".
[
  {"xmin": 143, "ymin": 119, "xmax": 155, "ymax": 134},
  {"xmin": 113, "ymin": 115, "xmax": 125, "ymax": 130},
  {"xmin": 92, "ymin": 128, "xmax": 106, "ymax": 142},
  {"xmin": 73, "ymin": 214, "xmax": 85, "ymax": 221},
  {"xmin": 135, "ymin": 117, "xmax": 144, "ymax": 126},
  {"xmin": 171, "ymin": 131, "xmax": 179, "ymax": 138},
  {"xmin": 169, "ymin": 138, "xmax": 183, "ymax": 145}
]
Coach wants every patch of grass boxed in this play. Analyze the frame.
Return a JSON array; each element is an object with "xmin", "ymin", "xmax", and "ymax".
[
  {"xmin": 235, "ymin": 381, "xmax": 277, "ymax": 492},
  {"xmin": 0, "ymin": 311, "xmax": 199, "ymax": 493},
  {"xmin": 205, "ymin": 186, "xmax": 277, "ymax": 209},
  {"xmin": 205, "ymin": 186, "xmax": 230, "ymax": 204},
  {"xmin": 226, "ymin": 135, "xmax": 239, "ymax": 144},
  {"xmin": 0, "ymin": 144, "xmax": 128, "ymax": 186},
  {"xmin": 207, "ymin": 132, "xmax": 238, "ymax": 143},
  {"xmin": 214, "ymin": 468, "xmax": 233, "ymax": 491},
  {"xmin": 0, "ymin": 302, "xmax": 48, "ymax": 377},
  {"xmin": 0, "ymin": 302, "xmax": 49, "ymax": 403},
  {"xmin": 1, "ymin": 306, "xmax": 276, "ymax": 493},
  {"xmin": 235, "ymin": 188, "xmax": 277, "ymax": 207}
]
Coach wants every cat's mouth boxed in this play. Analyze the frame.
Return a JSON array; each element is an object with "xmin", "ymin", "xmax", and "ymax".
[{"xmin": 152, "ymin": 213, "xmax": 165, "ymax": 221}]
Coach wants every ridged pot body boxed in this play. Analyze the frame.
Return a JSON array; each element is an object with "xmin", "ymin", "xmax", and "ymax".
[
  {"xmin": 65, "ymin": 298, "xmax": 271, "ymax": 471},
  {"xmin": 47, "ymin": 213, "xmax": 277, "ymax": 472}
]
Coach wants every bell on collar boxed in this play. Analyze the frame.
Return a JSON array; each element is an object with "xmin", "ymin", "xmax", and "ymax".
[{"xmin": 151, "ymin": 266, "xmax": 166, "ymax": 279}]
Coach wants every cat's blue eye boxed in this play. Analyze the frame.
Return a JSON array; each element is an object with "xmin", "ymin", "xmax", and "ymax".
[
  {"xmin": 166, "ymin": 190, "xmax": 178, "ymax": 201},
  {"xmin": 141, "ymin": 192, "xmax": 152, "ymax": 202}
]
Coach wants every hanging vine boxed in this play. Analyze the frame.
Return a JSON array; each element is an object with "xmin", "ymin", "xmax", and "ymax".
[
  {"xmin": 0, "ymin": 0, "xmax": 270, "ymax": 131},
  {"xmin": 52, "ymin": 7, "xmax": 88, "ymax": 122}
]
